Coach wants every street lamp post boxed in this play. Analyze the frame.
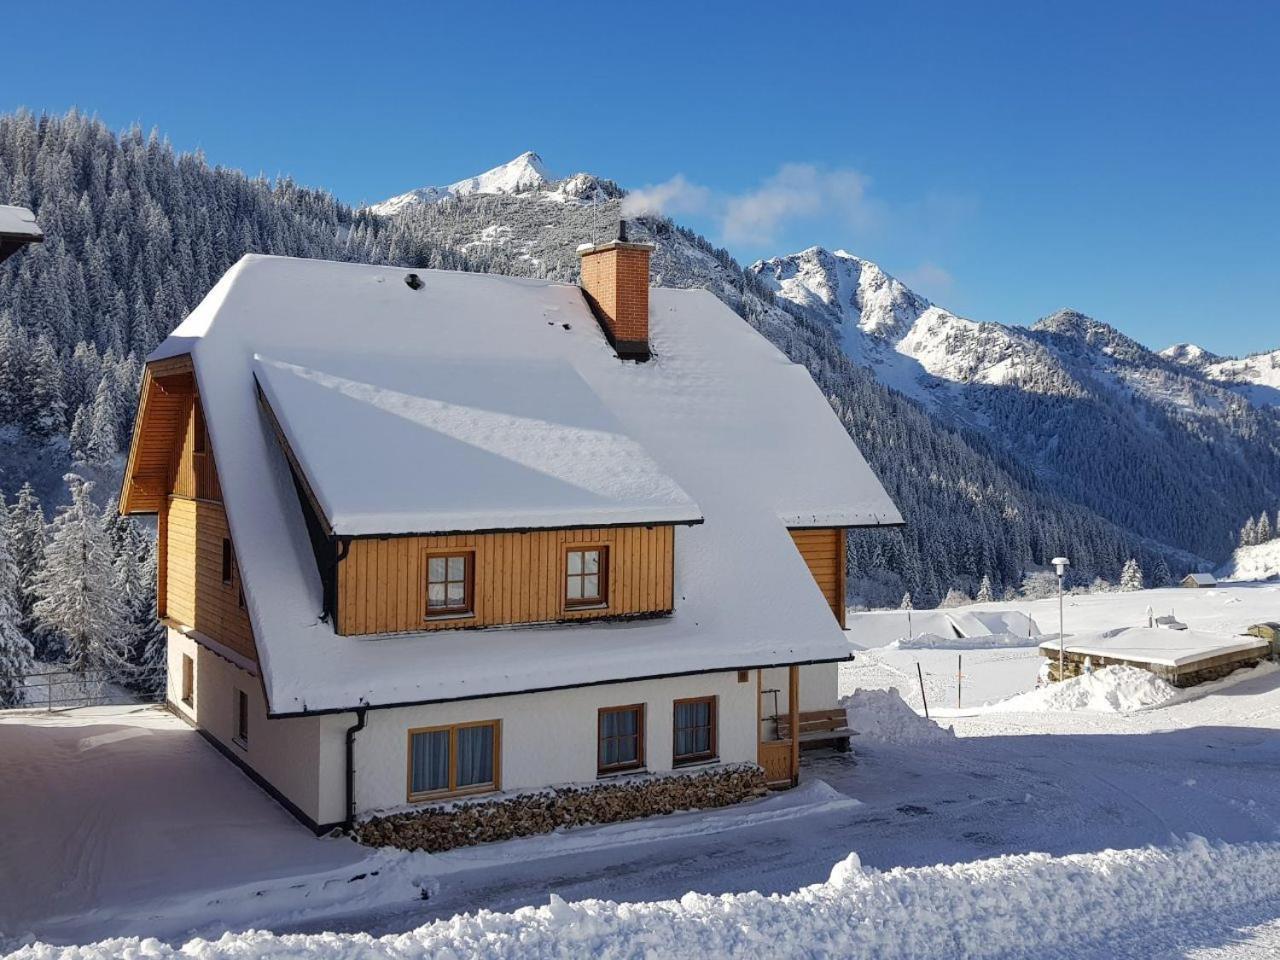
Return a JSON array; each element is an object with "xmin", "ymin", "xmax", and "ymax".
[{"xmin": 1052, "ymin": 556, "xmax": 1070, "ymax": 681}]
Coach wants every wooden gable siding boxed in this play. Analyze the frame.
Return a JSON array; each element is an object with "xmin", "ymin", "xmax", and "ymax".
[
  {"xmin": 336, "ymin": 525, "xmax": 675, "ymax": 636},
  {"xmin": 121, "ymin": 356, "xmax": 195, "ymax": 514},
  {"xmin": 164, "ymin": 497, "xmax": 257, "ymax": 663},
  {"xmin": 788, "ymin": 527, "xmax": 846, "ymax": 628},
  {"xmin": 169, "ymin": 390, "xmax": 222, "ymax": 502}
]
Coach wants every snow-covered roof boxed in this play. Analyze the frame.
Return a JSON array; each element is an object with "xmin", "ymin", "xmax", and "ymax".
[
  {"xmin": 253, "ymin": 354, "xmax": 701, "ymax": 535},
  {"xmin": 1184, "ymin": 573, "xmax": 1218, "ymax": 586},
  {"xmin": 1039, "ymin": 626, "xmax": 1266, "ymax": 668},
  {"xmin": 0, "ymin": 204, "xmax": 42, "ymax": 239},
  {"xmin": 151, "ymin": 255, "xmax": 902, "ymax": 714}
]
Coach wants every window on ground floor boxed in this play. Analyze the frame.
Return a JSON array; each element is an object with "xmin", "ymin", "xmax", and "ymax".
[
  {"xmin": 180, "ymin": 654, "xmax": 194, "ymax": 707},
  {"xmin": 234, "ymin": 689, "xmax": 248, "ymax": 748},
  {"xmin": 673, "ymin": 696, "xmax": 717, "ymax": 765},
  {"xmin": 407, "ymin": 720, "xmax": 500, "ymax": 800},
  {"xmin": 598, "ymin": 703, "xmax": 644, "ymax": 774}
]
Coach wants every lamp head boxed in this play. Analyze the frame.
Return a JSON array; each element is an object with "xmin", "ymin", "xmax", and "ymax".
[{"xmin": 1051, "ymin": 556, "xmax": 1070, "ymax": 577}]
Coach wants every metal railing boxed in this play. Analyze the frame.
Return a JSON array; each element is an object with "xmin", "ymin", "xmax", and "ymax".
[{"xmin": 7, "ymin": 667, "xmax": 162, "ymax": 712}]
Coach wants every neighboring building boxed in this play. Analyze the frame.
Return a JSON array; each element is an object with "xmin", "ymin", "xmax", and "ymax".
[
  {"xmin": 120, "ymin": 237, "xmax": 902, "ymax": 836},
  {"xmin": 0, "ymin": 205, "xmax": 43, "ymax": 263},
  {"xmin": 1181, "ymin": 573, "xmax": 1217, "ymax": 588}
]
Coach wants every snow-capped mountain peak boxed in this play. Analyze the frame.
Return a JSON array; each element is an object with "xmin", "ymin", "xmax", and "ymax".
[
  {"xmin": 1161, "ymin": 342, "xmax": 1221, "ymax": 368},
  {"xmin": 368, "ymin": 151, "xmax": 553, "ymax": 216}
]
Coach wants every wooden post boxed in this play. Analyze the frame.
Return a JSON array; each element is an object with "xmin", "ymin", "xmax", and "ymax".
[{"xmin": 788, "ymin": 664, "xmax": 800, "ymax": 786}]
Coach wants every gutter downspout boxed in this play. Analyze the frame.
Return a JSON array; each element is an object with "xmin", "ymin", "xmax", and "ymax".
[{"xmin": 344, "ymin": 706, "xmax": 367, "ymax": 832}]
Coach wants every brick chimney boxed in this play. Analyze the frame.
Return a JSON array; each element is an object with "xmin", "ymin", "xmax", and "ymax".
[{"xmin": 577, "ymin": 221, "xmax": 655, "ymax": 361}]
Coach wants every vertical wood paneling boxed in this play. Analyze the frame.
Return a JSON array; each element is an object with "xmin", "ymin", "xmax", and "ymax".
[
  {"xmin": 788, "ymin": 528, "xmax": 845, "ymax": 624},
  {"xmin": 336, "ymin": 525, "xmax": 677, "ymax": 636}
]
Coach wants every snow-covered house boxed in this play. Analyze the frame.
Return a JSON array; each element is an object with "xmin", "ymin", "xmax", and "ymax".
[
  {"xmin": 120, "ymin": 239, "xmax": 902, "ymax": 835},
  {"xmin": 1182, "ymin": 573, "xmax": 1217, "ymax": 588},
  {"xmin": 0, "ymin": 205, "xmax": 43, "ymax": 263}
]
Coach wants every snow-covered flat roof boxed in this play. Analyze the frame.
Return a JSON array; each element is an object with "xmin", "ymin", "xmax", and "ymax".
[
  {"xmin": 1039, "ymin": 626, "xmax": 1267, "ymax": 668},
  {"xmin": 152, "ymin": 255, "xmax": 902, "ymax": 713},
  {"xmin": 0, "ymin": 204, "xmax": 42, "ymax": 239}
]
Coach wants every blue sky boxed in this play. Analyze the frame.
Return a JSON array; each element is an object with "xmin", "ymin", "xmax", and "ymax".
[{"xmin": 6, "ymin": 0, "xmax": 1278, "ymax": 355}]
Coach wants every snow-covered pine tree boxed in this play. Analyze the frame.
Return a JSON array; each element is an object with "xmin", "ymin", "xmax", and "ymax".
[
  {"xmin": 1120, "ymin": 558, "xmax": 1144, "ymax": 591},
  {"xmin": 106, "ymin": 503, "xmax": 164, "ymax": 695},
  {"xmin": 1258, "ymin": 512, "xmax": 1273, "ymax": 544},
  {"xmin": 899, "ymin": 591, "xmax": 913, "ymax": 610},
  {"xmin": 7, "ymin": 482, "xmax": 45, "ymax": 643},
  {"xmin": 1152, "ymin": 557, "xmax": 1172, "ymax": 587},
  {"xmin": 31, "ymin": 474, "xmax": 127, "ymax": 684},
  {"xmin": 975, "ymin": 575, "xmax": 995, "ymax": 603},
  {"xmin": 85, "ymin": 373, "xmax": 120, "ymax": 465},
  {"xmin": 0, "ymin": 493, "xmax": 34, "ymax": 707},
  {"xmin": 940, "ymin": 587, "xmax": 970, "ymax": 608},
  {"xmin": 1242, "ymin": 516, "xmax": 1259, "ymax": 547}
]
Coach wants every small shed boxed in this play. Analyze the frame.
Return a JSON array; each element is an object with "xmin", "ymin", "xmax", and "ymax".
[
  {"xmin": 1181, "ymin": 573, "xmax": 1217, "ymax": 588},
  {"xmin": 1040, "ymin": 627, "xmax": 1268, "ymax": 687}
]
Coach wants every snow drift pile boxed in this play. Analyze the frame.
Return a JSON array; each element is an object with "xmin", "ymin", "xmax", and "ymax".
[
  {"xmin": 1218, "ymin": 540, "xmax": 1280, "ymax": 582},
  {"xmin": 15, "ymin": 836, "xmax": 1280, "ymax": 960},
  {"xmin": 843, "ymin": 688, "xmax": 954, "ymax": 743},
  {"xmin": 994, "ymin": 665, "xmax": 1180, "ymax": 713}
]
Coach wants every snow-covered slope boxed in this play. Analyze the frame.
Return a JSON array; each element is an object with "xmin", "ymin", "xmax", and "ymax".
[
  {"xmin": 368, "ymin": 152, "xmax": 618, "ymax": 215},
  {"xmin": 1218, "ymin": 539, "xmax": 1280, "ymax": 581},
  {"xmin": 1166, "ymin": 346, "xmax": 1280, "ymax": 408},
  {"xmin": 751, "ymin": 247, "xmax": 1280, "ymax": 561}
]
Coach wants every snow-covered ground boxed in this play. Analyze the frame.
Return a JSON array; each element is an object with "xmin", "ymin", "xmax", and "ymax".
[{"xmin": 8, "ymin": 583, "xmax": 1280, "ymax": 958}]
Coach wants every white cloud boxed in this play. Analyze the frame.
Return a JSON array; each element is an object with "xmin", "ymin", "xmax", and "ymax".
[
  {"xmin": 621, "ymin": 163, "xmax": 877, "ymax": 247},
  {"xmin": 619, "ymin": 174, "xmax": 711, "ymax": 219},
  {"xmin": 900, "ymin": 262, "xmax": 955, "ymax": 297}
]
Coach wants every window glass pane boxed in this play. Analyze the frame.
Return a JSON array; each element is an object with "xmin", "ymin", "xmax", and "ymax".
[
  {"xmin": 456, "ymin": 725, "xmax": 495, "ymax": 787},
  {"xmin": 566, "ymin": 577, "xmax": 583, "ymax": 600},
  {"xmin": 675, "ymin": 701, "xmax": 712, "ymax": 758},
  {"xmin": 582, "ymin": 575, "xmax": 599, "ymax": 599},
  {"xmin": 583, "ymin": 550, "xmax": 599, "ymax": 574},
  {"xmin": 447, "ymin": 556, "xmax": 465, "ymax": 580},
  {"xmin": 428, "ymin": 583, "xmax": 445, "ymax": 607},
  {"xmin": 567, "ymin": 551, "xmax": 582, "ymax": 574},
  {"xmin": 446, "ymin": 582, "xmax": 465, "ymax": 605},
  {"xmin": 411, "ymin": 730, "xmax": 450, "ymax": 794},
  {"xmin": 428, "ymin": 557, "xmax": 446, "ymax": 582}
]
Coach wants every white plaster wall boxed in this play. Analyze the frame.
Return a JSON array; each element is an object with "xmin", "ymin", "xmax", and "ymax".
[
  {"xmin": 167, "ymin": 629, "xmax": 326, "ymax": 825},
  {"xmin": 331, "ymin": 670, "xmax": 760, "ymax": 817},
  {"xmin": 760, "ymin": 662, "xmax": 840, "ymax": 716}
]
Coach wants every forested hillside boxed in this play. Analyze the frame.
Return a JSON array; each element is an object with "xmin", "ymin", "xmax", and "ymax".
[{"xmin": 0, "ymin": 111, "xmax": 1194, "ymax": 623}]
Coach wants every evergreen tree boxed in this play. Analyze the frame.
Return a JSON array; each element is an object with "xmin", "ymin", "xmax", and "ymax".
[
  {"xmin": 107, "ymin": 504, "xmax": 164, "ymax": 694},
  {"xmin": 1120, "ymin": 558, "xmax": 1144, "ymax": 591},
  {"xmin": 1152, "ymin": 557, "xmax": 1172, "ymax": 587},
  {"xmin": 975, "ymin": 575, "xmax": 995, "ymax": 603},
  {"xmin": 7, "ymin": 482, "xmax": 45, "ymax": 642},
  {"xmin": 0, "ymin": 494, "xmax": 34, "ymax": 707},
  {"xmin": 85, "ymin": 373, "xmax": 120, "ymax": 464},
  {"xmin": 940, "ymin": 587, "xmax": 970, "ymax": 608},
  {"xmin": 899, "ymin": 591, "xmax": 913, "ymax": 610},
  {"xmin": 1258, "ymin": 512, "xmax": 1273, "ymax": 544},
  {"xmin": 31, "ymin": 474, "xmax": 126, "ymax": 682}
]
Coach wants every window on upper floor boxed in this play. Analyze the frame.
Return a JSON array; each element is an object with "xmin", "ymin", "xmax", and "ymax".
[
  {"xmin": 566, "ymin": 546, "xmax": 608, "ymax": 608},
  {"xmin": 425, "ymin": 552, "xmax": 473, "ymax": 617},
  {"xmin": 222, "ymin": 538, "xmax": 233, "ymax": 584}
]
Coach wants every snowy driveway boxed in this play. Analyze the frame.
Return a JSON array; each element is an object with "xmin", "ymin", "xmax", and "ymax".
[{"xmin": 0, "ymin": 706, "xmax": 392, "ymax": 946}]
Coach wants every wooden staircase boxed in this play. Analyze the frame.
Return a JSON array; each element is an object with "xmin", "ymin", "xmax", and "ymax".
[{"xmin": 774, "ymin": 708, "xmax": 852, "ymax": 752}]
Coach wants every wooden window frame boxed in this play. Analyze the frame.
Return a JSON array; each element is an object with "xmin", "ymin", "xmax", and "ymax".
[
  {"xmin": 564, "ymin": 545, "xmax": 609, "ymax": 610},
  {"xmin": 405, "ymin": 719, "xmax": 502, "ymax": 802},
  {"xmin": 233, "ymin": 689, "xmax": 248, "ymax": 749},
  {"xmin": 221, "ymin": 538, "xmax": 233, "ymax": 585},
  {"xmin": 422, "ymin": 549, "xmax": 475, "ymax": 620},
  {"xmin": 180, "ymin": 653, "xmax": 194, "ymax": 707},
  {"xmin": 597, "ymin": 703, "xmax": 645, "ymax": 775},
  {"xmin": 673, "ymin": 695, "xmax": 718, "ymax": 766}
]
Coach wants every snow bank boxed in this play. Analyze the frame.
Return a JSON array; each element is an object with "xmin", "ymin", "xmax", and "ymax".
[
  {"xmin": 993, "ymin": 665, "xmax": 1180, "ymax": 713},
  {"xmin": 843, "ymin": 687, "xmax": 954, "ymax": 743},
  {"xmin": 1218, "ymin": 540, "xmax": 1280, "ymax": 583},
  {"xmin": 17, "ymin": 837, "xmax": 1280, "ymax": 960}
]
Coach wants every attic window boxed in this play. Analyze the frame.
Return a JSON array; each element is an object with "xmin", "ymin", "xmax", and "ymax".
[{"xmin": 404, "ymin": 273, "xmax": 424, "ymax": 290}]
